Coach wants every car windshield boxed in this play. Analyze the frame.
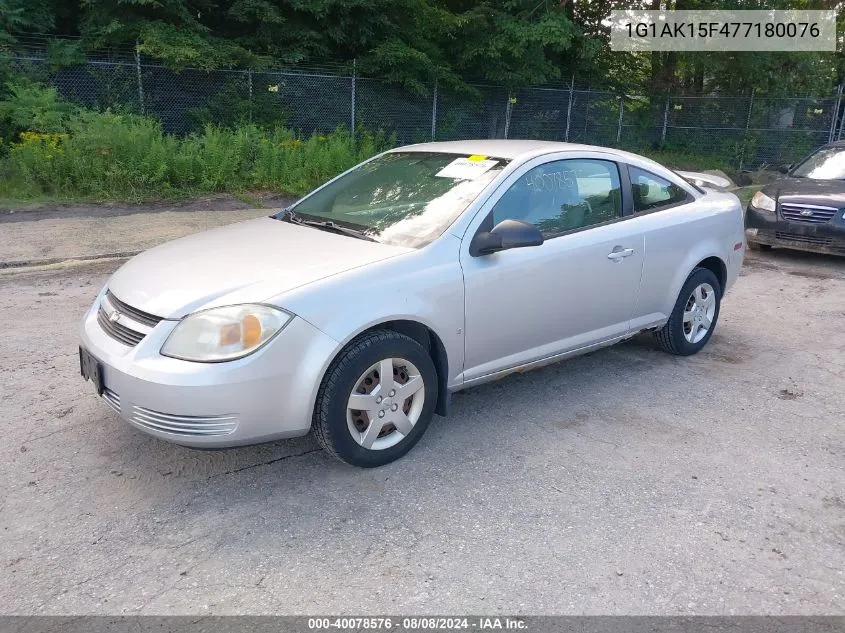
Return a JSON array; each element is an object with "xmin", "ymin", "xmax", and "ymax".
[
  {"xmin": 280, "ymin": 152, "xmax": 508, "ymax": 248},
  {"xmin": 791, "ymin": 146, "xmax": 845, "ymax": 179}
]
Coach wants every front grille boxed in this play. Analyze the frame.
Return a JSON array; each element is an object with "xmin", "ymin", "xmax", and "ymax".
[
  {"xmin": 96, "ymin": 291, "xmax": 163, "ymax": 347},
  {"xmin": 102, "ymin": 388, "xmax": 121, "ymax": 413},
  {"xmin": 106, "ymin": 291, "xmax": 163, "ymax": 328},
  {"xmin": 97, "ymin": 307, "xmax": 145, "ymax": 346},
  {"xmin": 130, "ymin": 406, "xmax": 237, "ymax": 436},
  {"xmin": 774, "ymin": 232, "xmax": 833, "ymax": 246},
  {"xmin": 780, "ymin": 203, "xmax": 838, "ymax": 225}
]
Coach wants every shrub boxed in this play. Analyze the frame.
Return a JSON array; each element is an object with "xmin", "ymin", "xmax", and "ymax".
[
  {"xmin": 0, "ymin": 84, "xmax": 395, "ymax": 201},
  {"xmin": 0, "ymin": 79, "xmax": 78, "ymax": 137}
]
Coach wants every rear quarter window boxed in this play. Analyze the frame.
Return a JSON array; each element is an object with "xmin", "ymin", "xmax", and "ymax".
[{"xmin": 630, "ymin": 166, "xmax": 689, "ymax": 212}]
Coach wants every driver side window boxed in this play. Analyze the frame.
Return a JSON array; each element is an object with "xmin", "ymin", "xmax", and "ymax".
[{"xmin": 491, "ymin": 159, "xmax": 623, "ymax": 237}]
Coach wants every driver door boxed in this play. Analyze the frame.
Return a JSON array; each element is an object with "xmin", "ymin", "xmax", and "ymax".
[{"xmin": 459, "ymin": 155, "xmax": 645, "ymax": 383}]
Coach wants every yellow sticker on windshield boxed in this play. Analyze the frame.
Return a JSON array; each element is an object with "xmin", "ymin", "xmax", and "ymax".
[
  {"xmin": 467, "ymin": 154, "xmax": 488, "ymax": 162},
  {"xmin": 436, "ymin": 157, "xmax": 498, "ymax": 180}
]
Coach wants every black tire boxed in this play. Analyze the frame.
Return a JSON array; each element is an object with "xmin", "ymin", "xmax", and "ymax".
[
  {"xmin": 312, "ymin": 329, "xmax": 438, "ymax": 467},
  {"xmin": 747, "ymin": 241, "xmax": 772, "ymax": 252},
  {"xmin": 655, "ymin": 267, "xmax": 722, "ymax": 356}
]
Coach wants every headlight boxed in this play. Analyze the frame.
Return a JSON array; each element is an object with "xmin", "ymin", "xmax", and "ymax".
[
  {"xmin": 161, "ymin": 304, "xmax": 293, "ymax": 362},
  {"xmin": 750, "ymin": 191, "xmax": 776, "ymax": 213}
]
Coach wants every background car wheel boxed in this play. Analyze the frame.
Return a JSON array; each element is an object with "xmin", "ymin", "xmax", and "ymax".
[
  {"xmin": 312, "ymin": 329, "xmax": 438, "ymax": 467},
  {"xmin": 747, "ymin": 241, "xmax": 772, "ymax": 252},
  {"xmin": 655, "ymin": 267, "xmax": 721, "ymax": 356}
]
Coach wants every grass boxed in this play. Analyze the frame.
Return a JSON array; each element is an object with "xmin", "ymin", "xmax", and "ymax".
[
  {"xmin": 0, "ymin": 80, "xmax": 791, "ymax": 208},
  {"xmin": 734, "ymin": 184, "xmax": 762, "ymax": 207},
  {"xmin": 231, "ymin": 192, "xmax": 268, "ymax": 208},
  {"xmin": 0, "ymin": 109, "xmax": 392, "ymax": 203},
  {"xmin": 0, "ymin": 121, "xmax": 758, "ymax": 206},
  {"xmin": 0, "ymin": 84, "xmax": 755, "ymax": 207},
  {"xmin": 0, "ymin": 194, "xmax": 65, "ymax": 209}
]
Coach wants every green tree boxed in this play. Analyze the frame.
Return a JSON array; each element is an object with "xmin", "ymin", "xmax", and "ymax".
[
  {"xmin": 1, "ymin": 0, "xmax": 56, "ymax": 45},
  {"xmin": 0, "ymin": 0, "xmax": 840, "ymax": 98},
  {"xmin": 448, "ymin": 0, "xmax": 577, "ymax": 89}
]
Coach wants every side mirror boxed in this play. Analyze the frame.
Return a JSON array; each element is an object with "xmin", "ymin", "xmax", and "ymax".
[
  {"xmin": 471, "ymin": 219, "xmax": 544, "ymax": 256},
  {"xmin": 778, "ymin": 163, "xmax": 792, "ymax": 174}
]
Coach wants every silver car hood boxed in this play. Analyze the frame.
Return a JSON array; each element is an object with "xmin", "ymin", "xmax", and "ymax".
[{"xmin": 107, "ymin": 217, "xmax": 412, "ymax": 319}]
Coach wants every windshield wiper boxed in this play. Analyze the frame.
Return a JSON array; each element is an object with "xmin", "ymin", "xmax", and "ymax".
[{"xmin": 283, "ymin": 209, "xmax": 378, "ymax": 242}]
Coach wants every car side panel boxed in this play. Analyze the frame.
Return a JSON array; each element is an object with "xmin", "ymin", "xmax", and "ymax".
[
  {"xmin": 629, "ymin": 192, "xmax": 743, "ymax": 331},
  {"xmin": 459, "ymin": 223, "xmax": 645, "ymax": 383},
  {"xmin": 276, "ymin": 234, "xmax": 466, "ymax": 395}
]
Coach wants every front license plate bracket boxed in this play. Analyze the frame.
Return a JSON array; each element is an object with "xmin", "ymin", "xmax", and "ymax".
[{"xmin": 79, "ymin": 346, "xmax": 104, "ymax": 396}]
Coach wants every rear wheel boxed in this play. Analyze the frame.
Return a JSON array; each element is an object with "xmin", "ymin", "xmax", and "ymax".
[
  {"xmin": 655, "ymin": 267, "xmax": 721, "ymax": 356},
  {"xmin": 312, "ymin": 330, "xmax": 437, "ymax": 467}
]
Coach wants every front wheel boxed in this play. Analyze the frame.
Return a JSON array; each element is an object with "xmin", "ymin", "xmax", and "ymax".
[
  {"xmin": 655, "ymin": 267, "xmax": 721, "ymax": 356},
  {"xmin": 312, "ymin": 330, "xmax": 438, "ymax": 467}
]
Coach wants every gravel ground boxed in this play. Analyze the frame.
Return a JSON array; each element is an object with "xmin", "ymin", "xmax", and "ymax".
[
  {"xmin": 0, "ymin": 204, "xmax": 286, "ymax": 267},
  {"xmin": 0, "ymin": 249, "xmax": 843, "ymax": 615}
]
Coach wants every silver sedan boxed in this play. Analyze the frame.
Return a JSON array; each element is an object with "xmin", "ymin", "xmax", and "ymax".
[{"xmin": 79, "ymin": 140, "xmax": 746, "ymax": 467}]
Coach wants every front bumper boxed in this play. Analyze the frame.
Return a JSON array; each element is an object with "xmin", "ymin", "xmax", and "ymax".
[
  {"xmin": 79, "ymin": 289, "xmax": 340, "ymax": 448},
  {"xmin": 745, "ymin": 206, "xmax": 845, "ymax": 256}
]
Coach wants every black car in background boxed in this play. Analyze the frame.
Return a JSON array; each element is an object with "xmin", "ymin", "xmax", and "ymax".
[{"xmin": 746, "ymin": 141, "xmax": 845, "ymax": 256}]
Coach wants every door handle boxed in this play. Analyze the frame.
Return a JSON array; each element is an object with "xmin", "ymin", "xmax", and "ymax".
[{"xmin": 607, "ymin": 247, "xmax": 635, "ymax": 261}]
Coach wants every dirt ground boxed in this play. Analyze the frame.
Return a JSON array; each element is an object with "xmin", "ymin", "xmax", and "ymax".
[
  {"xmin": 0, "ymin": 196, "xmax": 296, "ymax": 268},
  {"xmin": 0, "ymin": 193, "xmax": 294, "ymax": 220},
  {"xmin": 0, "ymin": 247, "xmax": 843, "ymax": 615}
]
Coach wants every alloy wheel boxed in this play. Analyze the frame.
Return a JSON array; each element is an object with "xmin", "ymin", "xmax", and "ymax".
[
  {"xmin": 683, "ymin": 282, "xmax": 716, "ymax": 344},
  {"xmin": 346, "ymin": 358, "xmax": 425, "ymax": 450}
]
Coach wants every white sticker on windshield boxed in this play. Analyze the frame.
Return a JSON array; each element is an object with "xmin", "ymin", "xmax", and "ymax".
[{"xmin": 435, "ymin": 157, "xmax": 498, "ymax": 180}]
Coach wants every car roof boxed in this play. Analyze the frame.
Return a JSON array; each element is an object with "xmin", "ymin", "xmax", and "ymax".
[
  {"xmin": 391, "ymin": 139, "xmax": 631, "ymax": 160},
  {"xmin": 390, "ymin": 140, "xmax": 674, "ymax": 172},
  {"xmin": 387, "ymin": 139, "xmax": 699, "ymax": 197}
]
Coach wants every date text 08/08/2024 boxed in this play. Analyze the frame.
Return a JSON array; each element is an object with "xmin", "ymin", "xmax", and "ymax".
[{"xmin": 307, "ymin": 617, "xmax": 529, "ymax": 630}]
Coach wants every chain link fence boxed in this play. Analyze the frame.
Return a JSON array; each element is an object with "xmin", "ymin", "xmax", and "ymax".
[{"xmin": 8, "ymin": 55, "xmax": 844, "ymax": 170}]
